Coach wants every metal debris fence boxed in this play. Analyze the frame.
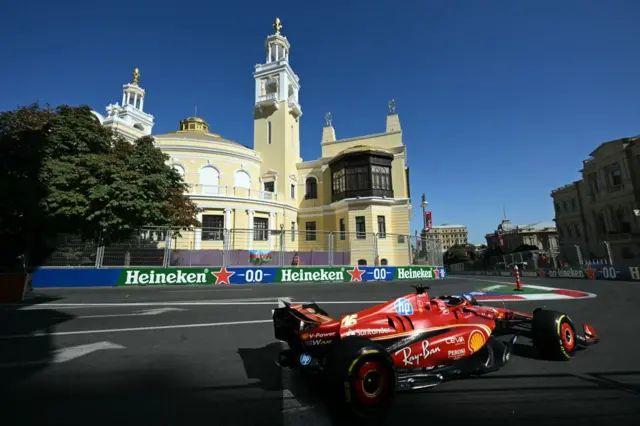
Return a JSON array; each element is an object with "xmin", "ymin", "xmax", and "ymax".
[
  {"xmin": 457, "ymin": 243, "xmax": 615, "ymax": 272},
  {"xmin": 39, "ymin": 226, "xmax": 444, "ymax": 268},
  {"xmin": 485, "ymin": 249, "xmax": 562, "ymax": 270},
  {"xmin": 409, "ymin": 236, "xmax": 444, "ymax": 267}
]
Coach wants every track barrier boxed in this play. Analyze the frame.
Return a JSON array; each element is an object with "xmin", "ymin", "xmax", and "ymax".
[{"xmin": 30, "ymin": 265, "xmax": 447, "ymax": 289}]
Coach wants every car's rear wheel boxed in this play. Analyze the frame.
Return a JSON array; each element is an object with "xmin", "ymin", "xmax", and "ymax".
[
  {"xmin": 531, "ymin": 309, "xmax": 577, "ymax": 360},
  {"xmin": 324, "ymin": 336, "xmax": 396, "ymax": 421}
]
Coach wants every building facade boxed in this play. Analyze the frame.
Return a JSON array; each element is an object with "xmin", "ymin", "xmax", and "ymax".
[
  {"xmin": 421, "ymin": 225, "xmax": 468, "ymax": 253},
  {"xmin": 551, "ymin": 136, "xmax": 640, "ymax": 265},
  {"xmin": 485, "ymin": 219, "xmax": 559, "ymax": 253},
  {"xmin": 91, "ymin": 19, "xmax": 412, "ymax": 267}
]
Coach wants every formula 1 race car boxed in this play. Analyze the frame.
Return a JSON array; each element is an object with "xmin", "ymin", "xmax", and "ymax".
[{"xmin": 272, "ymin": 284, "xmax": 599, "ymax": 419}]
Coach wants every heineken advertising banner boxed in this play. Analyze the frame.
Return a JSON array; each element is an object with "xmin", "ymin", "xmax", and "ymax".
[
  {"xmin": 32, "ymin": 265, "xmax": 447, "ymax": 288},
  {"xmin": 449, "ymin": 264, "xmax": 640, "ymax": 282}
]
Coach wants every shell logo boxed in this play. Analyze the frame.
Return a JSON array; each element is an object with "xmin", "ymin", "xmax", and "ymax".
[
  {"xmin": 301, "ymin": 333, "xmax": 309, "ymax": 340},
  {"xmin": 468, "ymin": 330, "xmax": 486, "ymax": 353}
]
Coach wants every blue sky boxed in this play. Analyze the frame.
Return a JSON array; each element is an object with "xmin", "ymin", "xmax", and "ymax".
[{"xmin": 2, "ymin": 0, "xmax": 640, "ymax": 243}]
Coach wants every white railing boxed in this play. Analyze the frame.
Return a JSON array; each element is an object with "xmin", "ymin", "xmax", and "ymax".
[
  {"xmin": 187, "ymin": 184, "xmax": 281, "ymax": 202},
  {"xmin": 258, "ymin": 93, "xmax": 279, "ymax": 103}
]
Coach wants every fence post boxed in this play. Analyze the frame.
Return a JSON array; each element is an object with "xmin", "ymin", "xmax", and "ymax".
[
  {"xmin": 574, "ymin": 244, "xmax": 583, "ymax": 266},
  {"xmin": 373, "ymin": 232, "xmax": 379, "ymax": 266},
  {"xmin": 162, "ymin": 229, "xmax": 174, "ymax": 268},
  {"xmin": 328, "ymin": 232, "xmax": 334, "ymax": 266},
  {"xmin": 94, "ymin": 245, "xmax": 104, "ymax": 268},
  {"xmin": 604, "ymin": 241, "xmax": 613, "ymax": 265},
  {"xmin": 279, "ymin": 229, "xmax": 285, "ymax": 266},
  {"xmin": 223, "ymin": 229, "xmax": 230, "ymax": 267}
]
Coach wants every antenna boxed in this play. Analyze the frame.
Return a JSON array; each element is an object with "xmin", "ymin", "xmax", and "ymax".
[
  {"xmin": 194, "ymin": 104, "xmax": 198, "ymax": 117},
  {"xmin": 503, "ymin": 205, "xmax": 507, "ymax": 220}
]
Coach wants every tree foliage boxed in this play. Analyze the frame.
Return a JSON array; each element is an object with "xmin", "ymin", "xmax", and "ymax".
[
  {"xmin": 443, "ymin": 244, "xmax": 477, "ymax": 265},
  {"xmin": 0, "ymin": 103, "xmax": 200, "ymax": 270}
]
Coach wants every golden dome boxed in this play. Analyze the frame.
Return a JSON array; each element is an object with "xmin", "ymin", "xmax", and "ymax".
[{"xmin": 179, "ymin": 116, "xmax": 210, "ymax": 133}]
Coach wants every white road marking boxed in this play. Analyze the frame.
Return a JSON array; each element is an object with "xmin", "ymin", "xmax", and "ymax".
[
  {"xmin": 278, "ymin": 298, "xmax": 291, "ymax": 308},
  {"xmin": 455, "ymin": 277, "xmax": 523, "ymax": 285},
  {"xmin": 75, "ymin": 307, "xmax": 185, "ymax": 319},
  {"xmin": 478, "ymin": 285, "xmax": 503, "ymax": 291},
  {"xmin": 0, "ymin": 341, "xmax": 125, "ymax": 368},
  {"xmin": 161, "ymin": 288, "xmax": 252, "ymax": 293},
  {"xmin": 13, "ymin": 298, "xmax": 288, "ymax": 310},
  {"xmin": 297, "ymin": 300, "xmax": 386, "ymax": 304},
  {"xmin": 12, "ymin": 300, "xmax": 387, "ymax": 310},
  {"xmin": 0, "ymin": 319, "xmax": 272, "ymax": 339}
]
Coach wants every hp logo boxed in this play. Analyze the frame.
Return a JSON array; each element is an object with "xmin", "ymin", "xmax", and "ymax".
[{"xmin": 394, "ymin": 297, "xmax": 414, "ymax": 315}]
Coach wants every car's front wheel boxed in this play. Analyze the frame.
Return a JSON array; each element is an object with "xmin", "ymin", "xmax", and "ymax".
[{"xmin": 531, "ymin": 309, "xmax": 577, "ymax": 360}]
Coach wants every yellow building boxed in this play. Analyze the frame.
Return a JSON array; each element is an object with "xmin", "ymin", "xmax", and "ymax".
[
  {"xmin": 92, "ymin": 18, "xmax": 412, "ymax": 267},
  {"xmin": 422, "ymin": 225, "xmax": 469, "ymax": 253}
]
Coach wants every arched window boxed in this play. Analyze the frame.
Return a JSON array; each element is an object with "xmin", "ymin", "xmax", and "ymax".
[
  {"xmin": 173, "ymin": 164, "xmax": 185, "ymax": 177},
  {"xmin": 358, "ymin": 259, "xmax": 367, "ymax": 266},
  {"xmin": 305, "ymin": 177, "xmax": 317, "ymax": 200},
  {"xmin": 133, "ymin": 123, "xmax": 144, "ymax": 131},
  {"xmin": 234, "ymin": 170, "xmax": 251, "ymax": 189},
  {"xmin": 381, "ymin": 258, "xmax": 388, "ymax": 266},
  {"xmin": 200, "ymin": 166, "xmax": 219, "ymax": 195}
]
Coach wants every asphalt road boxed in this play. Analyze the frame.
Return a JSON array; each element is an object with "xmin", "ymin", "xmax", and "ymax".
[{"xmin": 0, "ymin": 276, "xmax": 639, "ymax": 426}]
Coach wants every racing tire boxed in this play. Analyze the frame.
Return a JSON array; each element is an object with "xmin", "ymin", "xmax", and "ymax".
[
  {"xmin": 324, "ymin": 336, "xmax": 396, "ymax": 422},
  {"xmin": 531, "ymin": 309, "xmax": 577, "ymax": 361}
]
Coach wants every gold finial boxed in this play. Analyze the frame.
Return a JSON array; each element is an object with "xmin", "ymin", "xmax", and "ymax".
[
  {"xmin": 132, "ymin": 68, "xmax": 140, "ymax": 86},
  {"xmin": 273, "ymin": 17, "xmax": 282, "ymax": 35}
]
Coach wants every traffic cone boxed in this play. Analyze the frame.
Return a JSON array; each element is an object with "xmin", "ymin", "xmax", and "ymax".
[{"xmin": 514, "ymin": 265, "xmax": 524, "ymax": 291}]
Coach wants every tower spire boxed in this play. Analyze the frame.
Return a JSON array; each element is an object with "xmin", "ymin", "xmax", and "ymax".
[{"xmin": 100, "ymin": 68, "xmax": 154, "ymax": 142}]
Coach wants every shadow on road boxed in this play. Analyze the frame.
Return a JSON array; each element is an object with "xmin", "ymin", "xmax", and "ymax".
[
  {"xmin": 0, "ymin": 294, "xmax": 75, "ymax": 387},
  {"xmin": 0, "ymin": 341, "xmax": 638, "ymax": 426},
  {"xmin": 235, "ymin": 343, "xmax": 640, "ymax": 426}
]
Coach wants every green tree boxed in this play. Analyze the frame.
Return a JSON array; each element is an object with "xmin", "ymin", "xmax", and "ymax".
[
  {"xmin": 443, "ymin": 244, "xmax": 476, "ymax": 265},
  {"xmin": 0, "ymin": 103, "xmax": 200, "ymax": 271}
]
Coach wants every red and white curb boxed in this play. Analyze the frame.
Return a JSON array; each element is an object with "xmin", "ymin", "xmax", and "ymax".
[{"xmin": 470, "ymin": 283, "xmax": 597, "ymax": 302}]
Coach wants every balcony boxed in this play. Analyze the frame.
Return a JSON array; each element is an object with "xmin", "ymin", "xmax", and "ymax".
[
  {"xmin": 288, "ymin": 96, "xmax": 302, "ymax": 117},
  {"xmin": 605, "ymin": 231, "xmax": 640, "ymax": 243},
  {"xmin": 255, "ymin": 93, "xmax": 279, "ymax": 111},
  {"xmin": 187, "ymin": 184, "xmax": 283, "ymax": 203}
]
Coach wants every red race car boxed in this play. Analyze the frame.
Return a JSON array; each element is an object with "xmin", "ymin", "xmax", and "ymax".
[{"xmin": 272, "ymin": 284, "xmax": 599, "ymax": 419}]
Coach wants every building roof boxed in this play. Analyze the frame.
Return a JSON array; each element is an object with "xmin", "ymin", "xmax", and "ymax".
[
  {"xmin": 519, "ymin": 221, "xmax": 556, "ymax": 231},
  {"xmin": 492, "ymin": 219, "xmax": 555, "ymax": 235},
  {"xmin": 154, "ymin": 116, "xmax": 249, "ymax": 148},
  {"xmin": 155, "ymin": 130, "xmax": 248, "ymax": 147},
  {"xmin": 433, "ymin": 224, "xmax": 466, "ymax": 229}
]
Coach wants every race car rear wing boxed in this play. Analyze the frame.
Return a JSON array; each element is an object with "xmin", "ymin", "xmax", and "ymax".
[{"xmin": 272, "ymin": 300, "xmax": 324, "ymax": 344}]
